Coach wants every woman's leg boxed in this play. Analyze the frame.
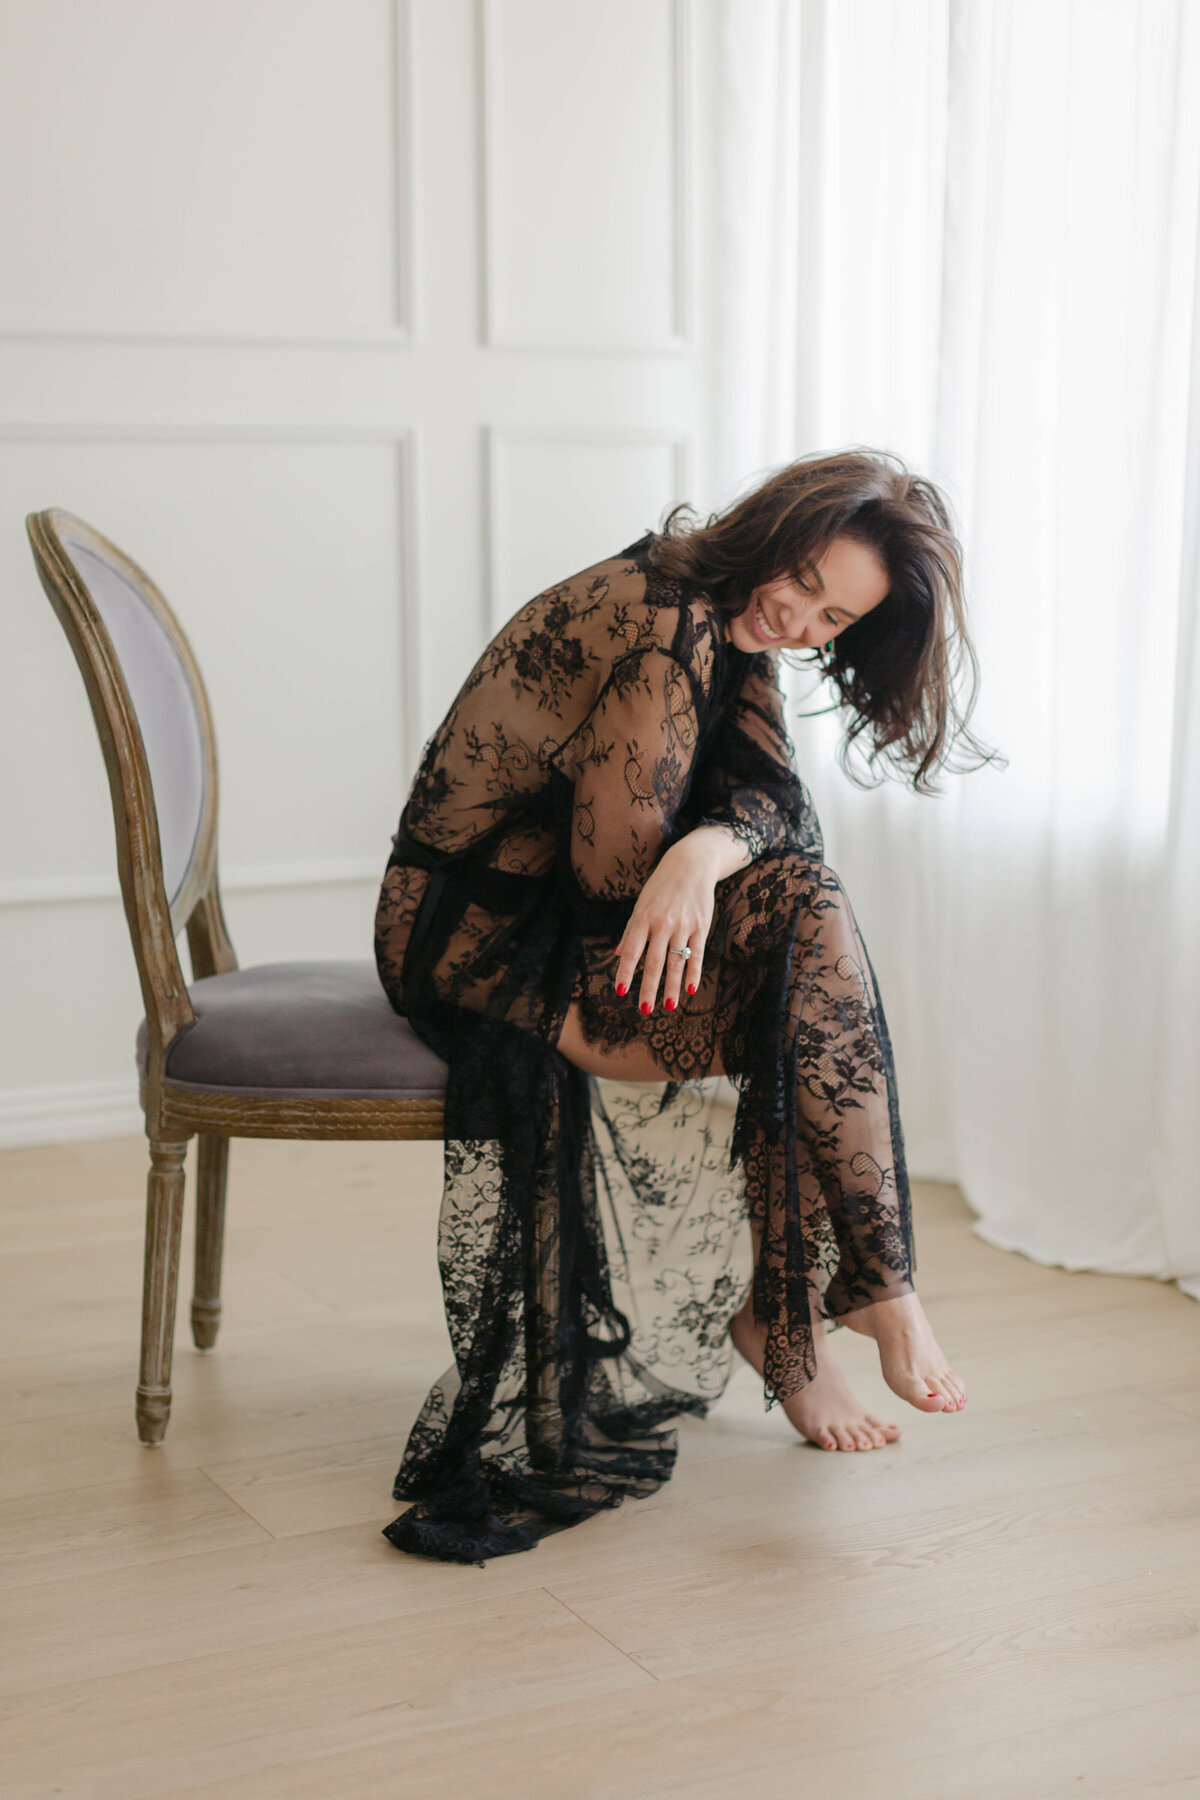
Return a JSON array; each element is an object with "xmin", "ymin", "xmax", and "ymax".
[
  {"xmin": 727, "ymin": 1211, "xmax": 900, "ymax": 1450},
  {"xmin": 555, "ymin": 995, "xmax": 926, "ymax": 1450},
  {"xmin": 555, "ymin": 999, "xmax": 724, "ymax": 1080},
  {"xmin": 561, "ymin": 851, "xmax": 968, "ymax": 1431},
  {"xmin": 712, "ymin": 849, "xmax": 968, "ymax": 1421}
]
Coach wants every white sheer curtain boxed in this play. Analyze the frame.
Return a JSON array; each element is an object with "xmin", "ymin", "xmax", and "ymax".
[{"xmin": 708, "ymin": 0, "xmax": 1200, "ymax": 1300}]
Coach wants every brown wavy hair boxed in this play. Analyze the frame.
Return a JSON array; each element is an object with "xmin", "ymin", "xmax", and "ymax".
[{"xmin": 648, "ymin": 447, "xmax": 1003, "ymax": 795}]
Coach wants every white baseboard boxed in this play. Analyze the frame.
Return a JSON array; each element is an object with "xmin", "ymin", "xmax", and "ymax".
[{"xmin": 0, "ymin": 1078, "xmax": 144, "ymax": 1150}]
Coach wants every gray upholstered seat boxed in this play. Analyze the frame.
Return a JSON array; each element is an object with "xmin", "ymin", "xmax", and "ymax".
[{"xmin": 135, "ymin": 960, "xmax": 448, "ymax": 1098}]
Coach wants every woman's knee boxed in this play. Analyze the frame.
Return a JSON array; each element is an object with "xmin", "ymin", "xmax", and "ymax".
[
  {"xmin": 717, "ymin": 850, "xmax": 846, "ymax": 965},
  {"xmin": 556, "ymin": 999, "xmax": 725, "ymax": 1081},
  {"xmin": 556, "ymin": 1002, "xmax": 665, "ymax": 1080}
]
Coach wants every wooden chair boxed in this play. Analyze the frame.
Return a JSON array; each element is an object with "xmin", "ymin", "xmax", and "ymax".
[{"xmin": 25, "ymin": 508, "xmax": 447, "ymax": 1446}]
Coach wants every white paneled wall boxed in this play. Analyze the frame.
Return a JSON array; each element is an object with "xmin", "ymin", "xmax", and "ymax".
[
  {"xmin": 485, "ymin": 427, "xmax": 692, "ymax": 630},
  {"xmin": 480, "ymin": 0, "xmax": 689, "ymax": 350},
  {"xmin": 0, "ymin": 0, "xmax": 412, "ymax": 344},
  {"xmin": 0, "ymin": 0, "xmax": 714, "ymax": 1146}
]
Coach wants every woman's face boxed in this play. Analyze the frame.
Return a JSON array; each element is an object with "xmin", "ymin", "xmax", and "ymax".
[{"xmin": 727, "ymin": 534, "xmax": 890, "ymax": 655}]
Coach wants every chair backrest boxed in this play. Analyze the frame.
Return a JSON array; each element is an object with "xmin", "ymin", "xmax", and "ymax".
[{"xmin": 25, "ymin": 508, "xmax": 228, "ymax": 1051}]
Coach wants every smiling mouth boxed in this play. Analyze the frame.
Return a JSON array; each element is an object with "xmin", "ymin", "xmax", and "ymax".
[{"xmin": 752, "ymin": 597, "xmax": 784, "ymax": 644}]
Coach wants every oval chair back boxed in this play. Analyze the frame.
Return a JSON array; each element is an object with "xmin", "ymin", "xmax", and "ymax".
[{"xmin": 25, "ymin": 508, "xmax": 232, "ymax": 1090}]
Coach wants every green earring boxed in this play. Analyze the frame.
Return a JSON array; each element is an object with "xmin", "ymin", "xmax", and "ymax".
[{"xmin": 825, "ymin": 639, "xmax": 834, "ymax": 653}]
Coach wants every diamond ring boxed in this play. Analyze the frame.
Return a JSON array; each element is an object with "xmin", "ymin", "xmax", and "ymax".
[{"xmin": 667, "ymin": 945, "xmax": 692, "ymax": 960}]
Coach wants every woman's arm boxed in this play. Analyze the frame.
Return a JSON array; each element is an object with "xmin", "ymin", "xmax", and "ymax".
[
  {"xmin": 688, "ymin": 650, "xmax": 823, "ymax": 864},
  {"xmin": 569, "ymin": 646, "xmax": 702, "ymax": 901},
  {"xmin": 570, "ymin": 644, "xmax": 782, "ymax": 1014},
  {"xmin": 605, "ymin": 652, "xmax": 823, "ymax": 1013},
  {"xmin": 569, "ymin": 646, "xmax": 729, "ymax": 1013}
]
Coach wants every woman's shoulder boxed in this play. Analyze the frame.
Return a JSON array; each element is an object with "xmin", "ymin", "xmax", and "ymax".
[
  {"xmin": 479, "ymin": 532, "xmax": 730, "ymax": 714},
  {"xmin": 594, "ymin": 532, "xmax": 730, "ymax": 686}
]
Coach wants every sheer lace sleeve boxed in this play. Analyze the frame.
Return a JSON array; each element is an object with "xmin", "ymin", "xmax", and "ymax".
[
  {"xmin": 690, "ymin": 650, "xmax": 823, "ymax": 864},
  {"xmin": 569, "ymin": 646, "xmax": 702, "ymax": 899}
]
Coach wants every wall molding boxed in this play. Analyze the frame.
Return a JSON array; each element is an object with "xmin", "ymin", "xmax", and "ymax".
[
  {"xmin": 0, "ymin": 857, "xmax": 388, "ymax": 911},
  {"xmin": 0, "ymin": 0, "xmax": 416, "ymax": 350},
  {"xmin": 477, "ymin": 0, "xmax": 693, "ymax": 355},
  {"xmin": 6, "ymin": 419, "xmax": 422, "ymax": 891},
  {"xmin": 0, "ymin": 422, "xmax": 418, "ymax": 444}
]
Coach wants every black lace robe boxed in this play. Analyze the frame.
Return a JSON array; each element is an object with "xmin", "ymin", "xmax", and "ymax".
[{"xmin": 373, "ymin": 532, "xmax": 916, "ymax": 1564}]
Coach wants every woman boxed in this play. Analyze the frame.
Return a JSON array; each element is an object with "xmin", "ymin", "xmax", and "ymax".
[{"xmin": 374, "ymin": 448, "xmax": 996, "ymax": 1566}]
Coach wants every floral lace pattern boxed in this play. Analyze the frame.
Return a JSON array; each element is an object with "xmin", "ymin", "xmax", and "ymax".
[{"xmin": 373, "ymin": 533, "xmax": 916, "ymax": 1564}]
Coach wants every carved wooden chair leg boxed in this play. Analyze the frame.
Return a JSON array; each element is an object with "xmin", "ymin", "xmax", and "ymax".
[
  {"xmin": 192, "ymin": 1133, "xmax": 229, "ymax": 1349},
  {"xmin": 137, "ymin": 1136, "xmax": 190, "ymax": 1445}
]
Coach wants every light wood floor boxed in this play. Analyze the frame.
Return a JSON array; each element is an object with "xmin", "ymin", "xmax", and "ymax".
[{"xmin": 2, "ymin": 1134, "xmax": 1199, "ymax": 1800}]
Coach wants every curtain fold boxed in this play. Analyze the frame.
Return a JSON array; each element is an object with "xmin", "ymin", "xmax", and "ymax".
[{"xmin": 711, "ymin": 0, "xmax": 1200, "ymax": 1300}]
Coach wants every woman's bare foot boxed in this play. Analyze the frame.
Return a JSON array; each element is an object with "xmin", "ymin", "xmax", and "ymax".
[
  {"xmin": 728, "ymin": 1302, "xmax": 901, "ymax": 1451},
  {"xmin": 838, "ymin": 1290, "xmax": 967, "ymax": 1414}
]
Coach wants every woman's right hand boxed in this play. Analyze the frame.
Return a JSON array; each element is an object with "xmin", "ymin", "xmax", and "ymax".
[{"xmin": 611, "ymin": 823, "xmax": 750, "ymax": 1013}]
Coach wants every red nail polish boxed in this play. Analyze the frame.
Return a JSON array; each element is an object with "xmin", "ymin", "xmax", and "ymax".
[
  {"xmin": 687, "ymin": 984, "xmax": 696, "ymax": 995},
  {"xmin": 664, "ymin": 997, "xmax": 675, "ymax": 1011},
  {"xmin": 640, "ymin": 1001, "xmax": 651, "ymax": 1014},
  {"xmin": 615, "ymin": 983, "xmax": 627, "ymax": 996}
]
